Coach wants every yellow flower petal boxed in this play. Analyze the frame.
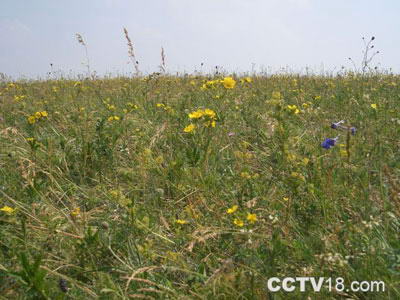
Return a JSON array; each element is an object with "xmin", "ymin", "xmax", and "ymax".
[
  {"xmin": 227, "ymin": 205, "xmax": 238, "ymax": 214},
  {"xmin": 183, "ymin": 124, "xmax": 196, "ymax": 133},
  {"xmin": 233, "ymin": 218, "xmax": 244, "ymax": 227},
  {"xmin": 0, "ymin": 206, "xmax": 15, "ymax": 215},
  {"xmin": 246, "ymin": 213, "xmax": 257, "ymax": 223}
]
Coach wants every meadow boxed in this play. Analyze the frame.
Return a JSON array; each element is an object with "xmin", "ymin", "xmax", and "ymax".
[{"xmin": 0, "ymin": 73, "xmax": 399, "ymax": 299}]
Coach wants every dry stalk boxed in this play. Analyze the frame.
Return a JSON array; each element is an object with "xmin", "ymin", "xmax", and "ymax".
[{"xmin": 123, "ymin": 27, "xmax": 141, "ymax": 76}]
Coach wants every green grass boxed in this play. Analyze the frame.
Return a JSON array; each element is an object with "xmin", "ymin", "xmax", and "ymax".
[{"xmin": 0, "ymin": 74, "xmax": 399, "ymax": 299}]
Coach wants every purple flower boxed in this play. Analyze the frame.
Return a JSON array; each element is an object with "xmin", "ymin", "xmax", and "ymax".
[
  {"xmin": 350, "ymin": 127, "xmax": 357, "ymax": 135},
  {"xmin": 228, "ymin": 132, "xmax": 235, "ymax": 137},
  {"xmin": 331, "ymin": 120, "xmax": 345, "ymax": 129},
  {"xmin": 321, "ymin": 137, "xmax": 339, "ymax": 149}
]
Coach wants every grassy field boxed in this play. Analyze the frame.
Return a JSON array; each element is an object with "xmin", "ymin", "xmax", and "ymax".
[{"xmin": 0, "ymin": 74, "xmax": 399, "ymax": 299}]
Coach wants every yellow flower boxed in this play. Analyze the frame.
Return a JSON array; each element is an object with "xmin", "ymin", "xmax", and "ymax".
[
  {"xmin": 26, "ymin": 137, "xmax": 35, "ymax": 142},
  {"xmin": 71, "ymin": 207, "xmax": 80, "ymax": 217},
  {"xmin": 188, "ymin": 110, "xmax": 204, "ymax": 119},
  {"xmin": 240, "ymin": 172, "xmax": 252, "ymax": 179},
  {"xmin": 371, "ymin": 103, "xmax": 377, "ymax": 110},
  {"xmin": 233, "ymin": 218, "xmax": 244, "ymax": 227},
  {"xmin": 287, "ymin": 105, "xmax": 300, "ymax": 114},
  {"xmin": 34, "ymin": 112, "xmax": 42, "ymax": 119},
  {"xmin": 0, "ymin": 206, "xmax": 15, "ymax": 215},
  {"xmin": 244, "ymin": 77, "xmax": 252, "ymax": 83},
  {"xmin": 222, "ymin": 77, "xmax": 236, "ymax": 89},
  {"xmin": 127, "ymin": 103, "xmax": 138, "ymax": 110},
  {"xmin": 40, "ymin": 111, "xmax": 48, "ymax": 117},
  {"xmin": 247, "ymin": 213, "xmax": 257, "ymax": 223},
  {"xmin": 27, "ymin": 116, "xmax": 36, "ymax": 124},
  {"xmin": 108, "ymin": 116, "xmax": 120, "ymax": 121},
  {"xmin": 204, "ymin": 108, "xmax": 216, "ymax": 119},
  {"xmin": 156, "ymin": 103, "xmax": 165, "ymax": 108},
  {"xmin": 227, "ymin": 205, "xmax": 238, "ymax": 214},
  {"xmin": 271, "ymin": 91, "xmax": 282, "ymax": 99},
  {"xmin": 175, "ymin": 219, "xmax": 188, "ymax": 225},
  {"xmin": 183, "ymin": 124, "xmax": 196, "ymax": 133}
]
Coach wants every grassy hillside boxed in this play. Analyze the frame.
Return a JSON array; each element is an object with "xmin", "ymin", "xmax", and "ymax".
[{"xmin": 0, "ymin": 74, "xmax": 399, "ymax": 299}]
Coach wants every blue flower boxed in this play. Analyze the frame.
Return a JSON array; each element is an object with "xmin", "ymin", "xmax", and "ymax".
[
  {"xmin": 321, "ymin": 137, "xmax": 339, "ymax": 149},
  {"xmin": 350, "ymin": 127, "xmax": 357, "ymax": 135}
]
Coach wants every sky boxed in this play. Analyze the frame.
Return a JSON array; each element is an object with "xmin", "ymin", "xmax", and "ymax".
[{"xmin": 1, "ymin": 0, "xmax": 400, "ymax": 79}]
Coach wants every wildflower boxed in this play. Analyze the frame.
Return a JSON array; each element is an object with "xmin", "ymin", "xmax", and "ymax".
[
  {"xmin": 183, "ymin": 124, "xmax": 196, "ymax": 133},
  {"xmin": 271, "ymin": 91, "xmax": 282, "ymax": 99},
  {"xmin": 321, "ymin": 137, "xmax": 339, "ymax": 149},
  {"xmin": 233, "ymin": 218, "xmax": 244, "ymax": 227},
  {"xmin": 241, "ymin": 77, "xmax": 252, "ymax": 83},
  {"xmin": 40, "ymin": 111, "xmax": 48, "ymax": 117},
  {"xmin": 204, "ymin": 108, "xmax": 216, "ymax": 119},
  {"xmin": 287, "ymin": 105, "xmax": 300, "ymax": 114},
  {"xmin": 127, "ymin": 103, "xmax": 138, "ymax": 110},
  {"xmin": 34, "ymin": 112, "xmax": 42, "ymax": 119},
  {"xmin": 330, "ymin": 120, "xmax": 345, "ymax": 129},
  {"xmin": 222, "ymin": 77, "xmax": 236, "ymax": 89},
  {"xmin": 205, "ymin": 120, "xmax": 216, "ymax": 128},
  {"xmin": 108, "ymin": 116, "xmax": 120, "ymax": 121},
  {"xmin": 227, "ymin": 205, "xmax": 238, "ymax": 214},
  {"xmin": 228, "ymin": 132, "xmax": 235, "ymax": 137},
  {"xmin": 240, "ymin": 172, "xmax": 252, "ymax": 179},
  {"xmin": 201, "ymin": 80, "xmax": 217, "ymax": 90},
  {"xmin": 268, "ymin": 214, "xmax": 279, "ymax": 224},
  {"xmin": 371, "ymin": 103, "xmax": 377, "ymax": 110},
  {"xmin": 175, "ymin": 219, "xmax": 188, "ymax": 225},
  {"xmin": 70, "ymin": 207, "xmax": 80, "ymax": 217},
  {"xmin": 0, "ymin": 206, "xmax": 15, "ymax": 215},
  {"xmin": 247, "ymin": 213, "xmax": 257, "ymax": 223},
  {"xmin": 340, "ymin": 149, "xmax": 347, "ymax": 157},
  {"xmin": 188, "ymin": 110, "xmax": 204, "ymax": 119},
  {"xmin": 331, "ymin": 120, "xmax": 356, "ymax": 135},
  {"xmin": 27, "ymin": 116, "xmax": 36, "ymax": 124},
  {"xmin": 14, "ymin": 95, "xmax": 26, "ymax": 102}
]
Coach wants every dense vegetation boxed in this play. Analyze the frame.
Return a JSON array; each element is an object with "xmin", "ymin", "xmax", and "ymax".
[{"xmin": 0, "ymin": 74, "xmax": 399, "ymax": 299}]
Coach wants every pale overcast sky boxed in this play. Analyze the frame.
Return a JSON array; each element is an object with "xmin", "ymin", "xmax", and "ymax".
[{"xmin": 1, "ymin": 0, "xmax": 399, "ymax": 78}]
